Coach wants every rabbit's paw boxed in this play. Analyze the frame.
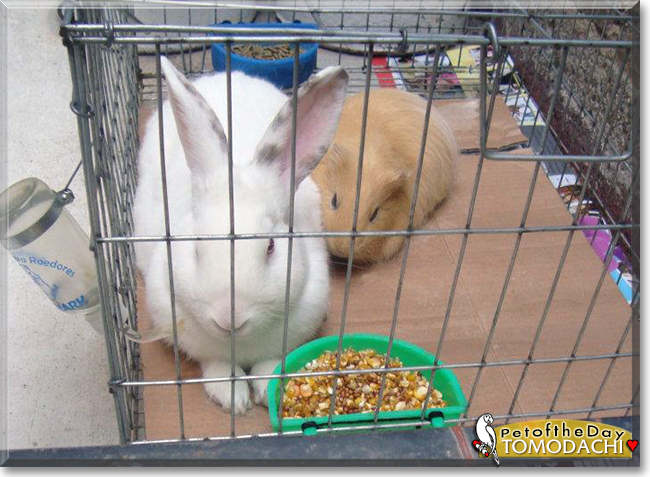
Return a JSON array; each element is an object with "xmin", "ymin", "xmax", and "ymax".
[
  {"xmin": 201, "ymin": 361, "xmax": 252, "ymax": 415},
  {"xmin": 250, "ymin": 359, "xmax": 280, "ymax": 407}
]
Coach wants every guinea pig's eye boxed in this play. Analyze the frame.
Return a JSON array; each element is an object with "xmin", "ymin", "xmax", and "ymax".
[
  {"xmin": 331, "ymin": 193, "xmax": 339, "ymax": 210},
  {"xmin": 369, "ymin": 207, "xmax": 379, "ymax": 223},
  {"xmin": 267, "ymin": 238, "xmax": 275, "ymax": 256}
]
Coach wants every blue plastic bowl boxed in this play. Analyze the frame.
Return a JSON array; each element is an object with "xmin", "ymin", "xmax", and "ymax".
[{"xmin": 211, "ymin": 22, "xmax": 319, "ymax": 90}]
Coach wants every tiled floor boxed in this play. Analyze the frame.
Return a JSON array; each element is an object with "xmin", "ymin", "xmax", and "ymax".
[{"xmin": 6, "ymin": 7, "xmax": 118, "ymax": 449}]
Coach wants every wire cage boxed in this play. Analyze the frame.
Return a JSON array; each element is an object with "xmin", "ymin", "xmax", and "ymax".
[{"xmin": 60, "ymin": 2, "xmax": 639, "ymax": 446}]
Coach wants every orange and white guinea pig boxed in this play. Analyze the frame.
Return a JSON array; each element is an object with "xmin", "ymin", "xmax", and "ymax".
[{"xmin": 311, "ymin": 89, "xmax": 457, "ymax": 263}]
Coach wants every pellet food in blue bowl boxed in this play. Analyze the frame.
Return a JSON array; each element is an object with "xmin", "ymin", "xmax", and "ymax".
[{"xmin": 211, "ymin": 22, "xmax": 319, "ymax": 90}]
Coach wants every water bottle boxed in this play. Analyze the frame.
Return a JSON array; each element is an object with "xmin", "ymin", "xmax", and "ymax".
[{"xmin": 0, "ymin": 178, "xmax": 104, "ymax": 334}]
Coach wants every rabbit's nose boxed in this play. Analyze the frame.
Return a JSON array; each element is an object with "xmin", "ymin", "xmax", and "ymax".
[
  {"xmin": 219, "ymin": 316, "xmax": 245, "ymax": 332},
  {"xmin": 214, "ymin": 306, "xmax": 247, "ymax": 332}
]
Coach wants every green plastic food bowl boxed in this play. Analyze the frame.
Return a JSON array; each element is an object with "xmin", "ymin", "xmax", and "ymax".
[{"xmin": 267, "ymin": 334, "xmax": 467, "ymax": 434}]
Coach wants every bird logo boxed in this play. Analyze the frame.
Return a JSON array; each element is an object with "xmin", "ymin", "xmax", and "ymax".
[{"xmin": 473, "ymin": 413, "xmax": 500, "ymax": 466}]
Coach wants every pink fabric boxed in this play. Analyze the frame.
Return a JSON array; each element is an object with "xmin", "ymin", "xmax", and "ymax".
[{"xmin": 579, "ymin": 215, "xmax": 627, "ymax": 273}]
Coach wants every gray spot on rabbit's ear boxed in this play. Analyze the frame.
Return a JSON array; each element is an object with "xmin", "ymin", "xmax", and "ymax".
[
  {"xmin": 316, "ymin": 144, "xmax": 330, "ymax": 161},
  {"xmin": 172, "ymin": 69, "xmax": 228, "ymax": 147},
  {"xmin": 267, "ymin": 106, "xmax": 292, "ymax": 135},
  {"xmin": 208, "ymin": 115, "xmax": 228, "ymax": 146},
  {"xmin": 268, "ymin": 73, "xmax": 330, "ymax": 134},
  {"xmin": 187, "ymin": 89, "xmax": 227, "ymax": 143},
  {"xmin": 174, "ymin": 69, "xmax": 204, "ymax": 102},
  {"xmin": 299, "ymin": 66, "xmax": 349, "ymax": 99},
  {"xmin": 256, "ymin": 142, "xmax": 283, "ymax": 166}
]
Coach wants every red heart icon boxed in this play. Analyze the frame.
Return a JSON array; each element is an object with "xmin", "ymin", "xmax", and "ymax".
[{"xmin": 627, "ymin": 440, "xmax": 638, "ymax": 452}]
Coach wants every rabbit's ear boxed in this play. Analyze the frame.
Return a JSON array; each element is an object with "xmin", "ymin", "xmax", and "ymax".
[
  {"xmin": 254, "ymin": 66, "xmax": 349, "ymax": 191},
  {"xmin": 160, "ymin": 56, "xmax": 227, "ymax": 185}
]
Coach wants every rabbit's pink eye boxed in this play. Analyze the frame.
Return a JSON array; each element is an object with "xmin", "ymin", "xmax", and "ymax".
[{"xmin": 267, "ymin": 239, "xmax": 275, "ymax": 255}]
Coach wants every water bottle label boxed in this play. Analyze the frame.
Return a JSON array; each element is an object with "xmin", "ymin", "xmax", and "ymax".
[
  {"xmin": 13, "ymin": 254, "xmax": 76, "ymax": 277},
  {"xmin": 56, "ymin": 294, "xmax": 87, "ymax": 312},
  {"xmin": 11, "ymin": 252, "xmax": 89, "ymax": 312}
]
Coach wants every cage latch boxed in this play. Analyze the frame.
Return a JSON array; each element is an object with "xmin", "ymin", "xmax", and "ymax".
[
  {"xmin": 481, "ymin": 22, "xmax": 501, "ymax": 64},
  {"xmin": 57, "ymin": 0, "xmax": 77, "ymax": 47},
  {"xmin": 103, "ymin": 20, "xmax": 115, "ymax": 47},
  {"xmin": 107, "ymin": 378, "xmax": 126, "ymax": 394},
  {"xmin": 397, "ymin": 28, "xmax": 409, "ymax": 55}
]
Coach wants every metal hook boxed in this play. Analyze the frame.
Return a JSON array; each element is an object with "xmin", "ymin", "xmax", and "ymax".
[
  {"xmin": 56, "ymin": 188, "xmax": 75, "ymax": 206},
  {"xmin": 70, "ymin": 101, "xmax": 95, "ymax": 118}
]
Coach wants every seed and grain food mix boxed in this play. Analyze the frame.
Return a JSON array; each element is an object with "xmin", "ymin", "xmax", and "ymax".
[
  {"xmin": 282, "ymin": 348, "xmax": 445, "ymax": 418},
  {"xmin": 232, "ymin": 44, "xmax": 304, "ymax": 60}
]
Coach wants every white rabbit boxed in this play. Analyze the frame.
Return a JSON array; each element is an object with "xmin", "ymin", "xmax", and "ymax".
[{"xmin": 133, "ymin": 57, "xmax": 349, "ymax": 414}]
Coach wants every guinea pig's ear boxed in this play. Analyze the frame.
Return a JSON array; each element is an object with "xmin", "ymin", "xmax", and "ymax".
[
  {"xmin": 254, "ymin": 66, "xmax": 349, "ymax": 192},
  {"xmin": 326, "ymin": 143, "xmax": 347, "ymax": 165},
  {"xmin": 388, "ymin": 170, "xmax": 409, "ymax": 189},
  {"xmin": 160, "ymin": 56, "xmax": 228, "ymax": 191},
  {"xmin": 329, "ymin": 143, "xmax": 345, "ymax": 159},
  {"xmin": 320, "ymin": 143, "xmax": 350, "ymax": 175}
]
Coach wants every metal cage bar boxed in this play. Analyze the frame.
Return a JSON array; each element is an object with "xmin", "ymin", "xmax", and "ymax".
[
  {"xmin": 374, "ymin": 45, "xmax": 443, "ymax": 425},
  {"xmin": 276, "ymin": 40, "xmax": 302, "ymax": 435},
  {"xmin": 466, "ymin": 45, "xmax": 571, "ymax": 421},
  {"xmin": 327, "ymin": 42, "xmax": 375, "ymax": 429},
  {"xmin": 225, "ymin": 40, "xmax": 237, "ymax": 438}
]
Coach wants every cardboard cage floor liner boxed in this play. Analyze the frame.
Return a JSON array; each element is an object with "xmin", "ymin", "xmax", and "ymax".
[{"xmin": 136, "ymin": 97, "xmax": 632, "ymax": 440}]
